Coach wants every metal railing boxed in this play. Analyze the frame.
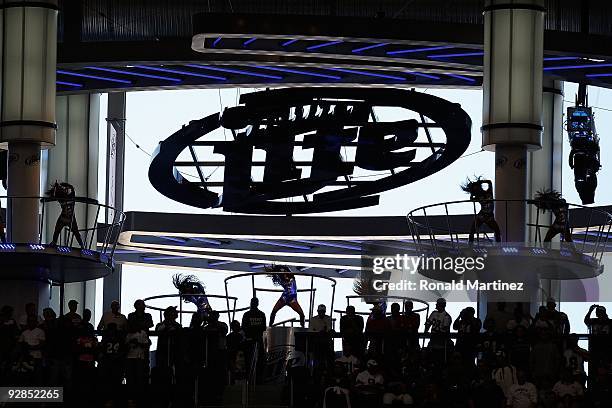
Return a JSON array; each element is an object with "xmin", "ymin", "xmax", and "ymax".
[
  {"xmin": 143, "ymin": 293, "xmax": 239, "ymax": 326},
  {"xmin": 224, "ymin": 272, "xmax": 337, "ymax": 327},
  {"xmin": 0, "ymin": 195, "xmax": 125, "ymax": 259},
  {"xmin": 406, "ymin": 199, "xmax": 612, "ymax": 261}
]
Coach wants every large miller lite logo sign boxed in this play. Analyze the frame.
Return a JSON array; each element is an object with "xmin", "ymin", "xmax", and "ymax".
[{"xmin": 149, "ymin": 88, "xmax": 471, "ymax": 214}]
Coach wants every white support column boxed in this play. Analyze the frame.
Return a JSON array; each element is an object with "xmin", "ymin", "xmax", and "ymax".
[
  {"xmin": 480, "ymin": 0, "xmax": 545, "ymax": 317},
  {"xmin": 482, "ymin": 0, "xmax": 545, "ymax": 243},
  {"xmin": 527, "ymin": 79, "xmax": 564, "ymax": 304},
  {"xmin": 0, "ymin": 0, "xmax": 58, "ymax": 314},
  {"xmin": 46, "ymin": 93, "xmax": 100, "ymax": 315},
  {"xmin": 102, "ymin": 92, "xmax": 126, "ymax": 311}
]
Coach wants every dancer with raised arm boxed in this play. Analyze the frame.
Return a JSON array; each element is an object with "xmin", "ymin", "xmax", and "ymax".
[
  {"xmin": 267, "ymin": 265, "xmax": 305, "ymax": 327},
  {"xmin": 533, "ymin": 189, "xmax": 573, "ymax": 243},
  {"xmin": 172, "ymin": 274, "xmax": 212, "ymax": 327},
  {"xmin": 46, "ymin": 181, "xmax": 84, "ymax": 247},
  {"xmin": 461, "ymin": 176, "xmax": 501, "ymax": 243}
]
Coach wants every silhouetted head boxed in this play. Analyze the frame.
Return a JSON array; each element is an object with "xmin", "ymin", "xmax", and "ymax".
[
  {"xmin": 391, "ymin": 302, "xmax": 400, "ymax": 316},
  {"xmin": 230, "ymin": 320, "xmax": 241, "ymax": 332},
  {"xmin": 346, "ymin": 305, "xmax": 355, "ymax": 316},
  {"xmin": 596, "ymin": 306, "xmax": 608, "ymax": 319},
  {"xmin": 250, "ymin": 297, "xmax": 259, "ymax": 310},
  {"xmin": 134, "ymin": 299, "xmax": 145, "ymax": 312},
  {"xmin": 68, "ymin": 299, "xmax": 78, "ymax": 313}
]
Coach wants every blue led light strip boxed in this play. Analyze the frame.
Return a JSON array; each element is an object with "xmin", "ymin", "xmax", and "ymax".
[
  {"xmin": 428, "ymin": 52, "xmax": 484, "ymax": 58},
  {"xmin": 281, "ymin": 39, "xmax": 299, "ymax": 47},
  {"xmin": 213, "ymin": 37, "xmax": 222, "ymax": 47},
  {"xmin": 134, "ymin": 65, "xmax": 227, "ymax": 81},
  {"xmin": 586, "ymin": 73, "xmax": 612, "ymax": 78},
  {"xmin": 351, "ymin": 42, "xmax": 390, "ymax": 53},
  {"xmin": 209, "ymin": 260, "xmax": 235, "ymax": 267},
  {"xmin": 543, "ymin": 56, "xmax": 578, "ymax": 61},
  {"xmin": 306, "ymin": 40, "xmax": 343, "ymax": 51},
  {"xmin": 243, "ymin": 37, "xmax": 257, "ymax": 46},
  {"xmin": 446, "ymin": 73, "xmax": 477, "ymax": 82},
  {"xmin": 405, "ymin": 71, "xmax": 441, "ymax": 80},
  {"xmin": 190, "ymin": 237, "xmax": 223, "ymax": 245},
  {"xmin": 294, "ymin": 239, "xmax": 361, "ymax": 251},
  {"xmin": 326, "ymin": 67, "xmax": 406, "ymax": 81},
  {"xmin": 57, "ymin": 69, "xmax": 132, "ymax": 84},
  {"xmin": 85, "ymin": 66, "xmax": 183, "ymax": 83},
  {"xmin": 142, "ymin": 256, "xmax": 190, "ymax": 261},
  {"xmin": 57, "ymin": 80, "xmax": 83, "ymax": 87},
  {"xmin": 252, "ymin": 65, "xmax": 342, "ymax": 80},
  {"xmin": 387, "ymin": 45, "xmax": 454, "ymax": 56},
  {"xmin": 543, "ymin": 63, "xmax": 612, "ymax": 71},
  {"xmin": 161, "ymin": 236, "xmax": 187, "ymax": 244},
  {"xmin": 240, "ymin": 238, "xmax": 312, "ymax": 250},
  {"xmin": 185, "ymin": 64, "xmax": 283, "ymax": 80}
]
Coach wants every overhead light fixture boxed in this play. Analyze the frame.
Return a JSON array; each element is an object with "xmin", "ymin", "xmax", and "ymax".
[
  {"xmin": 57, "ymin": 69, "xmax": 132, "ymax": 84},
  {"xmin": 134, "ymin": 65, "xmax": 227, "ymax": 81},
  {"xmin": 57, "ymin": 80, "xmax": 83, "ymax": 87},
  {"xmin": 543, "ymin": 63, "xmax": 612, "ymax": 71},
  {"xmin": 446, "ymin": 73, "xmax": 477, "ymax": 82},
  {"xmin": 428, "ymin": 52, "xmax": 484, "ymax": 58},
  {"xmin": 351, "ymin": 43, "xmax": 390, "ymax": 53},
  {"xmin": 185, "ymin": 64, "xmax": 283, "ymax": 80},
  {"xmin": 306, "ymin": 40, "xmax": 343, "ymax": 51},
  {"xmin": 85, "ymin": 66, "xmax": 183, "ymax": 83},
  {"xmin": 252, "ymin": 65, "xmax": 342, "ymax": 80},
  {"xmin": 386, "ymin": 45, "xmax": 454, "ymax": 56},
  {"xmin": 405, "ymin": 71, "xmax": 441, "ymax": 80},
  {"xmin": 240, "ymin": 238, "xmax": 313, "ymax": 250},
  {"xmin": 281, "ymin": 39, "xmax": 299, "ymax": 47},
  {"xmin": 326, "ymin": 68, "xmax": 406, "ymax": 81}
]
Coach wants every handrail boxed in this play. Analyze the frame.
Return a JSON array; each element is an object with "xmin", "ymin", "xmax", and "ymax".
[
  {"xmin": 407, "ymin": 198, "xmax": 612, "ymax": 221},
  {"xmin": 224, "ymin": 271, "xmax": 337, "ymax": 330},
  {"xmin": 0, "ymin": 194, "xmax": 125, "ymax": 260},
  {"xmin": 271, "ymin": 317, "xmax": 337, "ymax": 328},
  {"xmin": 406, "ymin": 198, "xmax": 612, "ymax": 263},
  {"xmin": 143, "ymin": 293, "xmax": 239, "ymax": 326}
]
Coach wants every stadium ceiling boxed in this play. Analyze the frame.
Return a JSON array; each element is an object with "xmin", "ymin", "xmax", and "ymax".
[
  {"xmin": 56, "ymin": 5, "xmax": 612, "ymax": 94},
  {"xmin": 109, "ymin": 207, "xmax": 612, "ymax": 277}
]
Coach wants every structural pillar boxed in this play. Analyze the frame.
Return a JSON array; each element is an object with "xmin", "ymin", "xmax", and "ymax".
[
  {"xmin": 528, "ymin": 80, "xmax": 564, "ymax": 304},
  {"xmin": 480, "ymin": 0, "xmax": 545, "ymax": 317},
  {"xmin": 0, "ymin": 0, "xmax": 58, "ymax": 314},
  {"xmin": 46, "ymin": 93, "xmax": 100, "ymax": 315},
  {"xmin": 482, "ymin": 0, "xmax": 545, "ymax": 242},
  {"xmin": 102, "ymin": 92, "xmax": 126, "ymax": 311}
]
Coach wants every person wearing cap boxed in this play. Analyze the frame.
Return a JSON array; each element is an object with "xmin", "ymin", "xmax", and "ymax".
[
  {"xmin": 354, "ymin": 359, "xmax": 385, "ymax": 405},
  {"xmin": 127, "ymin": 299, "xmax": 154, "ymax": 332},
  {"xmin": 310, "ymin": 304, "xmax": 333, "ymax": 333},
  {"xmin": 98, "ymin": 300, "xmax": 128, "ymax": 332}
]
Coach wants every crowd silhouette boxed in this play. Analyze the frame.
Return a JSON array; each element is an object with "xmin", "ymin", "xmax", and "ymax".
[{"xmin": 0, "ymin": 298, "xmax": 610, "ymax": 408}]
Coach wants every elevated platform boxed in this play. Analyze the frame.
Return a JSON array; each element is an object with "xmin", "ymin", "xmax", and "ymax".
[
  {"xmin": 0, "ymin": 244, "xmax": 113, "ymax": 283},
  {"xmin": 0, "ymin": 195, "xmax": 124, "ymax": 284}
]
